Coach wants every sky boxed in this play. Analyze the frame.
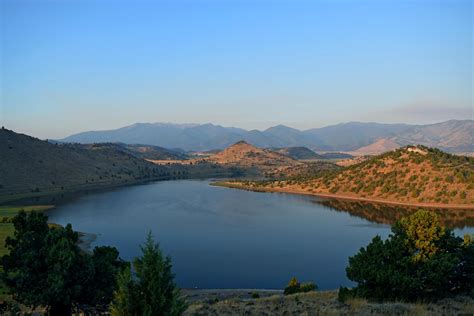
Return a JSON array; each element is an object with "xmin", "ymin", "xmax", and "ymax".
[{"xmin": 1, "ymin": 0, "xmax": 472, "ymax": 139}]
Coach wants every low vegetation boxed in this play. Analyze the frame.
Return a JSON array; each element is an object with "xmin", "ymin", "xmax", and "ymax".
[
  {"xmin": 185, "ymin": 290, "xmax": 474, "ymax": 315},
  {"xmin": 283, "ymin": 277, "xmax": 317, "ymax": 295}
]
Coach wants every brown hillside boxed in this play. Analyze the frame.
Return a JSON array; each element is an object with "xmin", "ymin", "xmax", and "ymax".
[
  {"xmin": 149, "ymin": 141, "xmax": 339, "ymax": 178},
  {"xmin": 351, "ymin": 138, "xmax": 401, "ymax": 155},
  {"xmin": 0, "ymin": 129, "xmax": 175, "ymax": 198},
  {"xmin": 207, "ymin": 141, "xmax": 300, "ymax": 167},
  {"xmin": 238, "ymin": 146, "xmax": 474, "ymax": 206}
]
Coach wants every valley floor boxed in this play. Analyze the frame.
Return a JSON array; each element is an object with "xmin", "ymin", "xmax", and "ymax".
[
  {"xmin": 214, "ymin": 182, "xmax": 474, "ymax": 210},
  {"xmin": 183, "ymin": 290, "xmax": 474, "ymax": 316}
]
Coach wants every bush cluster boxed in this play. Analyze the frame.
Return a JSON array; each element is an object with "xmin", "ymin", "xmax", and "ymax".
[
  {"xmin": 283, "ymin": 277, "xmax": 317, "ymax": 295},
  {"xmin": 339, "ymin": 210, "xmax": 474, "ymax": 302}
]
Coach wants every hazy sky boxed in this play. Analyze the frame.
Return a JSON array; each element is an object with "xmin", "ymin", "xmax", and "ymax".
[{"xmin": 1, "ymin": 0, "xmax": 472, "ymax": 139}]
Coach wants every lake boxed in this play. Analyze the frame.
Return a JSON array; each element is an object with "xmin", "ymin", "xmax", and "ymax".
[{"xmin": 47, "ymin": 180, "xmax": 474, "ymax": 290}]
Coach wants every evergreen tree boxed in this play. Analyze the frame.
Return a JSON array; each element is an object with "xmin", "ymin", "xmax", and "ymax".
[
  {"xmin": 110, "ymin": 232, "xmax": 187, "ymax": 316},
  {"xmin": 109, "ymin": 265, "xmax": 141, "ymax": 316},
  {"xmin": 2, "ymin": 211, "xmax": 123, "ymax": 315}
]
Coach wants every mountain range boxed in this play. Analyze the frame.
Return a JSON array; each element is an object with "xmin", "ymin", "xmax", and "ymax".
[{"xmin": 60, "ymin": 120, "xmax": 474, "ymax": 153}]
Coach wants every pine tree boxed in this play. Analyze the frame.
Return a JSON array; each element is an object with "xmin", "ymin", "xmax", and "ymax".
[
  {"xmin": 109, "ymin": 265, "xmax": 140, "ymax": 316},
  {"xmin": 110, "ymin": 232, "xmax": 187, "ymax": 316}
]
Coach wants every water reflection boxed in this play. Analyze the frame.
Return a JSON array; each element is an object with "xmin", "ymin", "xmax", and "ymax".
[{"xmin": 315, "ymin": 198, "xmax": 474, "ymax": 229}]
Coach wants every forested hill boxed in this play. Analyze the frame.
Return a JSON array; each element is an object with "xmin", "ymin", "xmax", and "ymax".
[
  {"xmin": 254, "ymin": 146, "xmax": 474, "ymax": 206},
  {"xmin": 0, "ymin": 128, "xmax": 188, "ymax": 199}
]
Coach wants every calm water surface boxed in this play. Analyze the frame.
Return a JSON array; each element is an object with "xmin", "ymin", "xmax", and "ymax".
[{"xmin": 47, "ymin": 180, "xmax": 474, "ymax": 290}]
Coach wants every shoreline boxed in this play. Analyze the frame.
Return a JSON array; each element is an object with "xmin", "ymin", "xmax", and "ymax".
[
  {"xmin": 212, "ymin": 181, "xmax": 474, "ymax": 210},
  {"xmin": 0, "ymin": 178, "xmax": 164, "ymax": 205}
]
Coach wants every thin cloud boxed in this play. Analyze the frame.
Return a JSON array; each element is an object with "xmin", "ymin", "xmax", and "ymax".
[{"xmin": 389, "ymin": 101, "xmax": 473, "ymax": 123}]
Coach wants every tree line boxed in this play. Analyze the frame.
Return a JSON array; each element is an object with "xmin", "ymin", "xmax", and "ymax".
[{"xmin": 1, "ymin": 211, "xmax": 186, "ymax": 315}]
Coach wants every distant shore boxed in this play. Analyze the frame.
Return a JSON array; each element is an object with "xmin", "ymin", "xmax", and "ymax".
[{"xmin": 212, "ymin": 181, "xmax": 474, "ymax": 210}]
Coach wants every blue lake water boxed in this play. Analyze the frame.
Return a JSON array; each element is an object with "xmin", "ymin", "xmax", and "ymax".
[{"xmin": 47, "ymin": 180, "xmax": 474, "ymax": 290}]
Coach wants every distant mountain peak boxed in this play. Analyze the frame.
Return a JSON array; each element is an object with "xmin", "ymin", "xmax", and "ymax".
[{"xmin": 265, "ymin": 124, "xmax": 300, "ymax": 132}]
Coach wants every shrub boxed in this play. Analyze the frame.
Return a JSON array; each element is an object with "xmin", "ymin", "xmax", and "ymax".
[
  {"xmin": 445, "ymin": 175, "xmax": 454, "ymax": 183},
  {"xmin": 283, "ymin": 277, "xmax": 300, "ymax": 295},
  {"xmin": 284, "ymin": 277, "xmax": 317, "ymax": 295},
  {"xmin": 338, "ymin": 286, "xmax": 356, "ymax": 303},
  {"xmin": 251, "ymin": 292, "xmax": 260, "ymax": 299},
  {"xmin": 300, "ymin": 282, "xmax": 317, "ymax": 292},
  {"xmin": 344, "ymin": 210, "xmax": 474, "ymax": 302}
]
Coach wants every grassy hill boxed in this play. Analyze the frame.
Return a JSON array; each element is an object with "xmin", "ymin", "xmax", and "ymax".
[
  {"xmin": 0, "ymin": 129, "xmax": 241, "ymax": 202},
  {"xmin": 109, "ymin": 143, "xmax": 188, "ymax": 160},
  {"xmin": 232, "ymin": 145, "xmax": 474, "ymax": 206},
  {"xmin": 207, "ymin": 141, "xmax": 301, "ymax": 167},
  {"xmin": 0, "ymin": 128, "xmax": 177, "ymax": 199}
]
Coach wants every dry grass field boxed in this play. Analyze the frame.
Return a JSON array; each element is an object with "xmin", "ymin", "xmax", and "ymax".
[{"xmin": 184, "ymin": 290, "xmax": 474, "ymax": 315}]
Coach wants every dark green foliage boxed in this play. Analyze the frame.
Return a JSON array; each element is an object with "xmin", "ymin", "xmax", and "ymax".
[
  {"xmin": 337, "ymin": 286, "xmax": 356, "ymax": 303},
  {"xmin": 110, "ymin": 232, "xmax": 187, "ymax": 316},
  {"xmin": 283, "ymin": 277, "xmax": 317, "ymax": 295},
  {"xmin": 251, "ymin": 292, "xmax": 260, "ymax": 299},
  {"xmin": 1, "ymin": 211, "xmax": 123, "ymax": 315},
  {"xmin": 108, "ymin": 264, "xmax": 141, "ymax": 316},
  {"xmin": 81, "ymin": 246, "xmax": 126, "ymax": 308},
  {"xmin": 300, "ymin": 282, "xmax": 317, "ymax": 292},
  {"xmin": 343, "ymin": 210, "xmax": 474, "ymax": 302}
]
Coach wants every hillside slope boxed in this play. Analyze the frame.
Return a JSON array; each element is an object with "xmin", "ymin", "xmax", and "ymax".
[
  {"xmin": 272, "ymin": 147, "xmax": 323, "ymax": 160},
  {"xmin": 351, "ymin": 138, "xmax": 401, "ymax": 155},
  {"xmin": 0, "ymin": 129, "xmax": 252, "ymax": 201},
  {"xmin": 393, "ymin": 120, "xmax": 474, "ymax": 152},
  {"xmin": 0, "ymin": 129, "xmax": 178, "ymax": 198},
  {"xmin": 117, "ymin": 143, "xmax": 188, "ymax": 160},
  {"xmin": 236, "ymin": 146, "xmax": 474, "ymax": 206}
]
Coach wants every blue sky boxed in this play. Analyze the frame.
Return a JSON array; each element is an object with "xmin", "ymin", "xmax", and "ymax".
[{"xmin": 1, "ymin": 0, "xmax": 472, "ymax": 138}]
